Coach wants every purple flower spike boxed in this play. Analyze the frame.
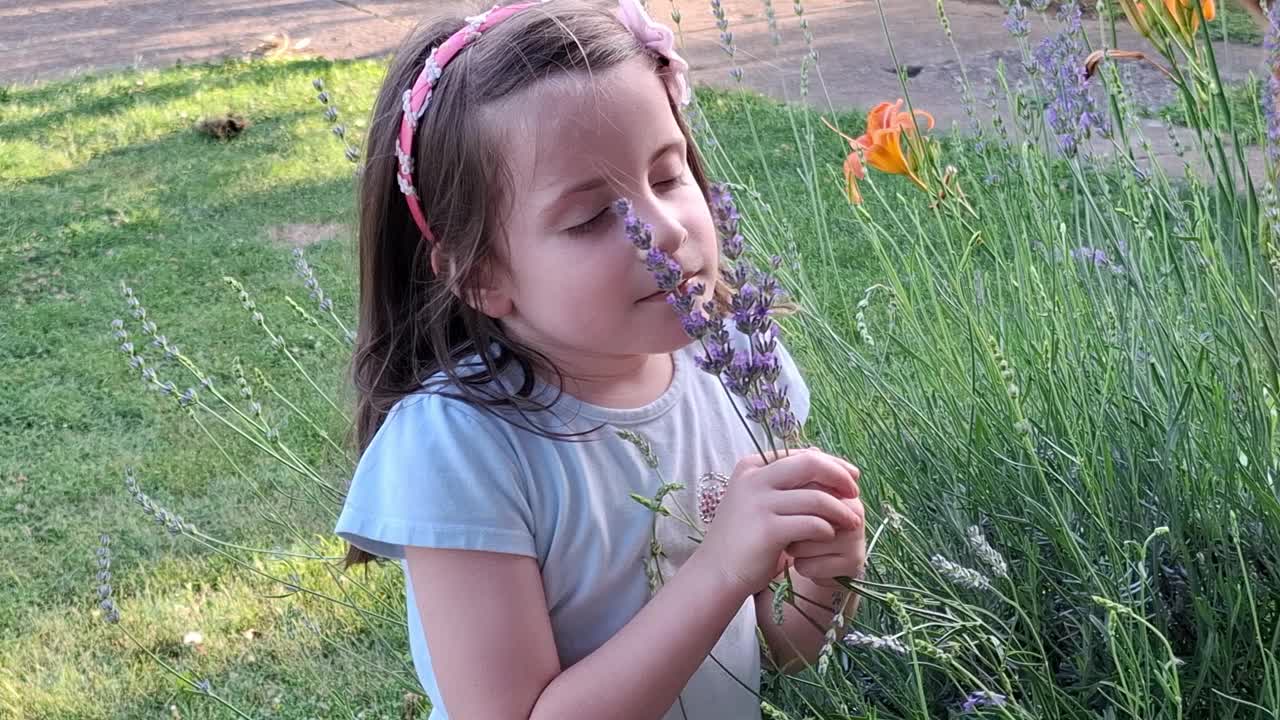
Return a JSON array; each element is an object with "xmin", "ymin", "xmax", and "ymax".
[
  {"xmin": 695, "ymin": 326, "xmax": 735, "ymax": 373},
  {"xmin": 1034, "ymin": 4, "xmax": 1108, "ymax": 156},
  {"xmin": 1265, "ymin": 2, "xmax": 1280, "ymax": 164},
  {"xmin": 1003, "ymin": 1, "xmax": 1028, "ymax": 38},
  {"xmin": 645, "ymin": 248, "xmax": 683, "ymax": 291},
  {"xmin": 723, "ymin": 353, "xmax": 760, "ymax": 396},
  {"xmin": 1070, "ymin": 246, "xmax": 1109, "ymax": 266},
  {"xmin": 614, "ymin": 198, "xmax": 654, "ymax": 250},
  {"xmin": 731, "ymin": 284, "xmax": 771, "ymax": 334},
  {"xmin": 961, "ymin": 691, "xmax": 1007, "ymax": 713},
  {"xmin": 709, "ymin": 182, "xmax": 745, "ymax": 260}
]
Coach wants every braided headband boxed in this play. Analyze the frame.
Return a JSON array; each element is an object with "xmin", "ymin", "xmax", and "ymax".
[{"xmin": 396, "ymin": 0, "xmax": 692, "ymax": 244}]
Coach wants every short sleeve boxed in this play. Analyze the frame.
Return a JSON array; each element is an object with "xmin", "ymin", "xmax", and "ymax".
[{"xmin": 335, "ymin": 393, "xmax": 537, "ymax": 561}]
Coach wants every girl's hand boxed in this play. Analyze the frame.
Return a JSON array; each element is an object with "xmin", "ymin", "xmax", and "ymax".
[
  {"xmin": 697, "ymin": 448, "xmax": 861, "ymax": 598},
  {"xmin": 786, "ymin": 498, "xmax": 866, "ymax": 589},
  {"xmin": 787, "ymin": 458, "xmax": 866, "ymax": 588}
]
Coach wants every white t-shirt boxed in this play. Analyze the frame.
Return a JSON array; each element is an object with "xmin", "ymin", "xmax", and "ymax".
[{"xmin": 335, "ymin": 333, "xmax": 810, "ymax": 720}]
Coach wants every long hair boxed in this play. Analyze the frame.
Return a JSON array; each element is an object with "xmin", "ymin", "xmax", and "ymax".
[{"xmin": 346, "ymin": 0, "xmax": 728, "ymax": 566}]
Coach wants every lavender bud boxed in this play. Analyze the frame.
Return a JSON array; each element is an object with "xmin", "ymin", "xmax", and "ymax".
[
  {"xmin": 844, "ymin": 630, "xmax": 908, "ymax": 655},
  {"xmin": 962, "ymin": 691, "xmax": 1008, "ymax": 712},
  {"xmin": 930, "ymin": 554, "xmax": 991, "ymax": 591},
  {"xmin": 966, "ymin": 526, "xmax": 1009, "ymax": 578}
]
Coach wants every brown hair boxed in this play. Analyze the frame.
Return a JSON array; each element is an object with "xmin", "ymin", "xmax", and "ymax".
[{"xmin": 345, "ymin": 0, "xmax": 729, "ymax": 567}]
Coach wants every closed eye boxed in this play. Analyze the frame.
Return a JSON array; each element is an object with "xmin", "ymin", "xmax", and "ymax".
[{"xmin": 566, "ymin": 173, "xmax": 687, "ymax": 236}]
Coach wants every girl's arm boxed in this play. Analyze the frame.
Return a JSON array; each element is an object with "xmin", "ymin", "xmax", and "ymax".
[
  {"xmin": 406, "ymin": 546, "xmax": 749, "ymax": 720},
  {"xmin": 406, "ymin": 449, "xmax": 858, "ymax": 719},
  {"xmin": 754, "ymin": 574, "xmax": 861, "ymax": 672}
]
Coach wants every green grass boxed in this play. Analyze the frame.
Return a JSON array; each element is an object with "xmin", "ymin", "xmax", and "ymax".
[
  {"xmin": 0, "ymin": 57, "xmax": 418, "ymax": 718},
  {"xmin": 1147, "ymin": 74, "xmax": 1267, "ymax": 143},
  {"xmin": 1210, "ymin": 0, "xmax": 1266, "ymax": 45}
]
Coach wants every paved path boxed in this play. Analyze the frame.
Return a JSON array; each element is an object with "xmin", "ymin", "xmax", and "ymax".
[{"xmin": 0, "ymin": 0, "xmax": 1271, "ymax": 177}]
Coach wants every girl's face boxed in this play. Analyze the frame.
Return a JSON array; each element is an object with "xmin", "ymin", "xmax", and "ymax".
[{"xmin": 479, "ymin": 57, "xmax": 718, "ymax": 375}]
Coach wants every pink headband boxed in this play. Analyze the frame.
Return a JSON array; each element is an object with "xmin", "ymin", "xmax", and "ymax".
[{"xmin": 396, "ymin": 0, "xmax": 692, "ymax": 244}]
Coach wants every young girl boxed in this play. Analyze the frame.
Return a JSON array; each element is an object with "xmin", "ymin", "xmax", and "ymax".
[{"xmin": 335, "ymin": 1, "xmax": 867, "ymax": 718}]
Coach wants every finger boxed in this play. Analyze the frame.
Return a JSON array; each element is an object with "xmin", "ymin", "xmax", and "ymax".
[
  {"xmin": 766, "ymin": 452, "xmax": 858, "ymax": 498},
  {"xmin": 821, "ymin": 451, "xmax": 862, "ymax": 496},
  {"xmin": 805, "ymin": 447, "xmax": 861, "ymax": 489},
  {"xmin": 771, "ymin": 489, "xmax": 861, "ymax": 530},
  {"xmin": 734, "ymin": 446, "xmax": 818, "ymax": 474},
  {"xmin": 776, "ymin": 515, "xmax": 837, "ymax": 546},
  {"xmin": 793, "ymin": 554, "xmax": 857, "ymax": 582},
  {"xmin": 787, "ymin": 529, "xmax": 860, "ymax": 559}
]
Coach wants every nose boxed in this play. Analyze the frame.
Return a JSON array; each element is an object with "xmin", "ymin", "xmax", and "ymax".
[{"xmin": 634, "ymin": 194, "xmax": 688, "ymax": 254}]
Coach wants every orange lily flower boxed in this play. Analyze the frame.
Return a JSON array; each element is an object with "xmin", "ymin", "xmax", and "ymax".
[
  {"xmin": 823, "ymin": 99, "xmax": 934, "ymax": 205},
  {"xmin": 1123, "ymin": 0, "xmax": 1214, "ymax": 42}
]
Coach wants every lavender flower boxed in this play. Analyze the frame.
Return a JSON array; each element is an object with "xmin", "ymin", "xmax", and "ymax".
[
  {"xmin": 293, "ymin": 248, "xmax": 333, "ymax": 311},
  {"xmin": 1070, "ymin": 246, "xmax": 1110, "ymax": 266},
  {"xmin": 965, "ymin": 526, "xmax": 1010, "ymax": 578},
  {"xmin": 1265, "ymin": 2, "xmax": 1280, "ymax": 164},
  {"xmin": 962, "ymin": 691, "xmax": 1008, "ymax": 712},
  {"xmin": 1070, "ymin": 246, "xmax": 1125, "ymax": 274},
  {"xmin": 1034, "ymin": 3, "xmax": 1109, "ymax": 156},
  {"xmin": 646, "ymin": 247, "xmax": 683, "ymax": 291},
  {"xmin": 694, "ymin": 325, "xmax": 735, "ymax": 373},
  {"xmin": 844, "ymin": 630, "xmax": 908, "ymax": 655},
  {"xmin": 1004, "ymin": 1, "xmax": 1029, "ymax": 38},
  {"xmin": 124, "ymin": 467, "xmax": 194, "ymax": 536},
  {"xmin": 931, "ymin": 554, "xmax": 992, "ymax": 591},
  {"xmin": 709, "ymin": 184, "xmax": 744, "ymax": 259},
  {"xmin": 94, "ymin": 534, "xmax": 121, "ymax": 624}
]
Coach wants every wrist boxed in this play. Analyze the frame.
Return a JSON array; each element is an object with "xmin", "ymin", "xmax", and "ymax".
[{"xmin": 685, "ymin": 545, "xmax": 755, "ymax": 605}]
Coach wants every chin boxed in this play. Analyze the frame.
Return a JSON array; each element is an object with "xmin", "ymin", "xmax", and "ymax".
[{"xmin": 650, "ymin": 322, "xmax": 698, "ymax": 354}]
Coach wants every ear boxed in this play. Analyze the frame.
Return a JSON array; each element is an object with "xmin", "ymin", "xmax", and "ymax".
[{"xmin": 430, "ymin": 243, "xmax": 514, "ymax": 320}]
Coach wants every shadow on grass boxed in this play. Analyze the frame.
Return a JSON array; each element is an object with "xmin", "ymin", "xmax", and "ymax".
[{"xmin": 0, "ymin": 57, "xmax": 352, "ymax": 143}]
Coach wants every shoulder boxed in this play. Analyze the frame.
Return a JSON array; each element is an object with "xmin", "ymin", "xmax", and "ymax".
[
  {"xmin": 370, "ymin": 389, "xmax": 513, "ymax": 454},
  {"xmin": 338, "ymin": 389, "xmax": 537, "ymax": 560}
]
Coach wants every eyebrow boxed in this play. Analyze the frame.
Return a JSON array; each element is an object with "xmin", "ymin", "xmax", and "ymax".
[{"xmin": 542, "ymin": 138, "xmax": 687, "ymax": 221}]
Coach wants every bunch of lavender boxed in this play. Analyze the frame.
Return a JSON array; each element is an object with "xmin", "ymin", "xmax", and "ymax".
[
  {"xmin": 1033, "ymin": 2, "xmax": 1110, "ymax": 156},
  {"xmin": 613, "ymin": 183, "xmax": 799, "ymax": 460}
]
